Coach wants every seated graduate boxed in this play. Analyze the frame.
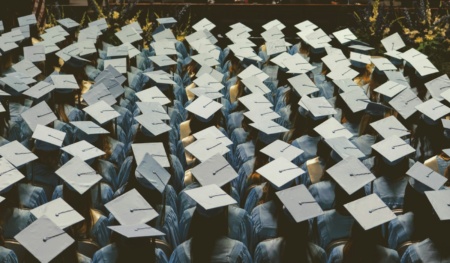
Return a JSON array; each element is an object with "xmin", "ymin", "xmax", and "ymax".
[
  {"xmin": 400, "ymin": 190, "xmax": 450, "ymax": 263},
  {"xmin": 0, "ymin": 199, "xmax": 19, "ymax": 263},
  {"xmin": 424, "ymin": 118, "xmax": 450, "ymax": 179},
  {"xmin": 170, "ymin": 185, "xmax": 252, "ymax": 263},
  {"xmin": 92, "ymin": 201, "xmax": 169, "ymax": 263},
  {"xmin": 328, "ymin": 194, "xmax": 399, "ymax": 263},
  {"xmin": 254, "ymin": 184, "xmax": 326, "ymax": 263}
]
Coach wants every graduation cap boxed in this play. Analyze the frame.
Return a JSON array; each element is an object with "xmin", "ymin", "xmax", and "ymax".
[
  {"xmin": 191, "ymin": 154, "xmax": 237, "ymax": 187},
  {"xmin": 61, "ymin": 140, "xmax": 105, "ymax": 161},
  {"xmin": 263, "ymin": 19, "xmax": 285, "ymax": 31},
  {"xmin": 152, "ymin": 40, "xmax": 177, "ymax": 56},
  {"xmin": 17, "ymin": 14, "xmax": 37, "ymax": 27},
  {"xmin": 71, "ymin": 121, "xmax": 108, "ymax": 144},
  {"xmin": 24, "ymin": 45, "xmax": 45, "ymax": 63},
  {"xmin": 238, "ymin": 65, "xmax": 270, "ymax": 82},
  {"xmin": 104, "ymin": 58, "xmax": 127, "ymax": 74},
  {"xmin": 55, "ymin": 156, "xmax": 102, "ymax": 195},
  {"xmin": 370, "ymin": 115, "xmax": 410, "ymax": 139},
  {"xmin": 371, "ymin": 57, "xmax": 397, "ymax": 73},
  {"xmin": 12, "ymin": 59, "xmax": 41, "ymax": 78},
  {"xmin": 295, "ymin": 20, "xmax": 317, "ymax": 31},
  {"xmin": 372, "ymin": 135, "xmax": 415, "ymax": 165},
  {"xmin": 327, "ymin": 156, "xmax": 376, "ymax": 195},
  {"xmin": 288, "ymin": 74, "xmax": 319, "ymax": 97},
  {"xmin": 185, "ymin": 138, "xmax": 230, "ymax": 163},
  {"xmin": 144, "ymin": 71, "xmax": 176, "ymax": 85},
  {"xmin": 350, "ymin": 52, "xmax": 371, "ymax": 69},
  {"xmin": 302, "ymin": 96, "xmax": 336, "ymax": 120},
  {"xmin": 257, "ymin": 157, "xmax": 305, "ymax": 190},
  {"xmin": 326, "ymin": 136, "xmax": 365, "ymax": 162},
  {"xmin": 374, "ymin": 81, "xmax": 408, "ymax": 101},
  {"xmin": 407, "ymin": 162, "xmax": 447, "ymax": 193},
  {"xmin": 261, "ymin": 27, "xmax": 285, "ymax": 43},
  {"xmin": 243, "ymin": 109, "xmax": 280, "ymax": 123},
  {"xmin": 381, "ymin": 33, "xmax": 405, "ymax": 52},
  {"xmin": 238, "ymin": 93, "xmax": 273, "ymax": 111},
  {"xmin": 23, "ymin": 81, "xmax": 55, "ymax": 99},
  {"xmin": 196, "ymin": 66, "xmax": 224, "ymax": 83},
  {"xmin": 14, "ymin": 216, "xmax": 75, "ymax": 263},
  {"xmin": 107, "ymin": 45, "xmax": 129, "ymax": 58},
  {"xmin": 400, "ymin": 48, "xmax": 427, "ymax": 65},
  {"xmin": 333, "ymin": 28, "xmax": 357, "ymax": 45},
  {"xmin": 106, "ymin": 188, "xmax": 159, "ymax": 225},
  {"xmin": 31, "ymin": 198, "xmax": 84, "ymax": 229},
  {"xmin": 410, "ymin": 58, "xmax": 439, "ymax": 77},
  {"xmin": 322, "ymin": 54, "xmax": 351, "ymax": 71},
  {"xmin": 108, "ymin": 224, "xmax": 165, "ymax": 239},
  {"xmin": 340, "ymin": 88, "xmax": 370, "ymax": 113},
  {"xmin": 193, "ymin": 126, "xmax": 232, "ymax": 147},
  {"xmin": 51, "ymin": 75, "xmax": 79, "ymax": 91},
  {"xmin": 424, "ymin": 190, "xmax": 450, "ymax": 221},
  {"xmin": 388, "ymin": 88, "xmax": 422, "ymax": 120},
  {"xmin": 21, "ymin": 101, "xmax": 57, "ymax": 132},
  {"xmin": 184, "ymin": 184, "xmax": 236, "ymax": 217},
  {"xmin": 135, "ymin": 153, "xmax": 171, "ymax": 193},
  {"xmin": 157, "ymin": 17, "xmax": 177, "ymax": 28},
  {"xmin": 193, "ymin": 18, "xmax": 216, "ymax": 32},
  {"xmin": 132, "ymin": 142, "xmax": 170, "ymax": 168},
  {"xmin": 186, "ymin": 95, "xmax": 222, "ymax": 122},
  {"xmin": 333, "ymin": 79, "xmax": 362, "ymax": 93},
  {"xmin": 135, "ymin": 87, "xmax": 171, "ymax": 106},
  {"xmin": 314, "ymin": 117, "xmax": 353, "ymax": 140},
  {"xmin": 136, "ymin": 102, "xmax": 170, "ymax": 120},
  {"xmin": 34, "ymin": 40, "xmax": 60, "ymax": 55},
  {"xmin": 82, "ymin": 83, "xmax": 116, "ymax": 106},
  {"xmin": 260, "ymin": 140, "xmax": 304, "ymax": 162},
  {"xmin": 135, "ymin": 114, "xmax": 171, "ymax": 137},
  {"xmin": 57, "ymin": 18, "xmax": 80, "ymax": 30},
  {"xmin": 327, "ymin": 66, "xmax": 359, "ymax": 80},
  {"xmin": 190, "ymin": 88, "xmax": 223, "ymax": 100},
  {"xmin": 344, "ymin": 194, "xmax": 396, "ymax": 230},
  {"xmin": 149, "ymin": 55, "xmax": 177, "ymax": 67},
  {"xmin": 249, "ymin": 120, "xmax": 288, "ymax": 137},
  {"xmin": 276, "ymin": 184, "xmax": 324, "ymax": 223},
  {"xmin": 83, "ymin": 100, "xmax": 120, "ymax": 125},
  {"xmin": 0, "ymin": 140, "xmax": 38, "ymax": 168},
  {"xmin": 115, "ymin": 27, "xmax": 142, "ymax": 44},
  {"xmin": 425, "ymin": 75, "xmax": 450, "ymax": 102},
  {"xmin": 0, "ymin": 158, "xmax": 25, "ymax": 193},
  {"xmin": 416, "ymin": 99, "xmax": 450, "ymax": 123},
  {"xmin": 241, "ymin": 76, "xmax": 271, "ymax": 95},
  {"xmin": 193, "ymin": 73, "xmax": 224, "ymax": 90},
  {"xmin": 384, "ymin": 71, "xmax": 410, "ymax": 88},
  {"xmin": 32, "ymin": 125, "xmax": 66, "ymax": 151}
]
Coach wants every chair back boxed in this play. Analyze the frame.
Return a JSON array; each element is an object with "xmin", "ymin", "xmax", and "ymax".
[
  {"xmin": 5, "ymin": 239, "xmax": 27, "ymax": 263},
  {"xmin": 154, "ymin": 238, "xmax": 173, "ymax": 258},
  {"xmin": 78, "ymin": 239, "xmax": 100, "ymax": 258},
  {"xmin": 326, "ymin": 238, "xmax": 348, "ymax": 255}
]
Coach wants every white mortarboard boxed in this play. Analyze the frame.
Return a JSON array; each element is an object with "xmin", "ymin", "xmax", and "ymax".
[
  {"xmin": 193, "ymin": 73, "xmax": 224, "ymax": 90},
  {"xmin": 21, "ymin": 101, "xmax": 57, "ymax": 132},
  {"xmin": 0, "ymin": 21, "xmax": 4, "ymax": 32},
  {"xmin": 400, "ymin": 48, "xmax": 428, "ymax": 65},
  {"xmin": 149, "ymin": 55, "xmax": 177, "ymax": 67},
  {"xmin": 288, "ymin": 74, "xmax": 319, "ymax": 97},
  {"xmin": 122, "ymin": 22, "xmax": 143, "ymax": 35},
  {"xmin": 152, "ymin": 40, "xmax": 177, "ymax": 56},
  {"xmin": 24, "ymin": 45, "xmax": 46, "ymax": 63},
  {"xmin": 243, "ymin": 109, "xmax": 280, "ymax": 123},
  {"xmin": 283, "ymin": 55, "xmax": 315, "ymax": 75},
  {"xmin": 226, "ymin": 28, "xmax": 251, "ymax": 42},
  {"xmin": 350, "ymin": 52, "xmax": 371, "ymax": 66},
  {"xmin": 196, "ymin": 66, "xmax": 224, "ymax": 83},
  {"xmin": 136, "ymin": 87, "xmax": 171, "ymax": 105},
  {"xmin": 144, "ymin": 71, "xmax": 176, "ymax": 85},
  {"xmin": 135, "ymin": 114, "xmax": 171, "ymax": 137},
  {"xmin": 388, "ymin": 88, "xmax": 422, "ymax": 119},
  {"xmin": 384, "ymin": 71, "xmax": 410, "ymax": 88},
  {"xmin": 339, "ymin": 88, "xmax": 370, "ymax": 113},
  {"xmin": 83, "ymin": 100, "xmax": 120, "ymax": 125},
  {"xmin": 82, "ymin": 83, "xmax": 116, "ymax": 106},
  {"xmin": 230, "ymin": 22, "xmax": 252, "ymax": 31},
  {"xmin": 17, "ymin": 14, "xmax": 37, "ymax": 26},
  {"xmin": 116, "ymin": 27, "xmax": 142, "ymax": 43},
  {"xmin": 104, "ymin": 58, "xmax": 127, "ymax": 74},
  {"xmin": 132, "ymin": 143, "xmax": 169, "ymax": 168},
  {"xmin": 46, "ymin": 25, "xmax": 69, "ymax": 38},
  {"xmin": 327, "ymin": 67, "xmax": 359, "ymax": 80},
  {"xmin": 262, "ymin": 19, "xmax": 285, "ymax": 31},
  {"xmin": 424, "ymin": 190, "xmax": 450, "ymax": 221},
  {"xmin": 193, "ymin": 126, "xmax": 232, "ymax": 147},
  {"xmin": 407, "ymin": 162, "xmax": 447, "ymax": 191},
  {"xmin": 333, "ymin": 79, "xmax": 361, "ymax": 94},
  {"xmin": 344, "ymin": 194, "xmax": 396, "ymax": 230},
  {"xmin": 99, "ymin": 65, "xmax": 126, "ymax": 85},
  {"xmin": 425, "ymin": 75, "xmax": 450, "ymax": 102},
  {"xmin": 239, "ymin": 93, "xmax": 273, "ymax": 111},
  {"xmin": 381, "ymin": 33, "xmax": 405, "ymax": 51},
  {"xmin": 385, "ymin": 50, "xmax": 403, "ymax": 60},
  {"xmin": 57, "ymin": 18, "xmax": 79, "ymax": 29},
  {"xmin": 0, "ymin": 158, "xmax": 25, "ymax": 192},
  {"xmin": 295, "ymin": 20, "xmax": 317, "ymax": 31},
  {"xmin": 23, "ymin": 81, "xmax": 55, "ymax": 99},
  {"xmin": 190, "ymin": 88, "xmax": 223, "ymax": 100},
  {"xmin": 107, "ymin": 45, "xmax": 128, "ymax": 58},
  {"xmin": 77, "ymin": 27, "xmax": 98, "ymax": 43},
  {"xmin": 12, "ymin": 59, "xmax": 41, "ymax": 78},
  {"xmin": 440, "ymin": 89, "xmax": 450, "ymax": 104},
  {"xmin": 238, "ymin": 64, "xmax": 270, "ymax": 82},
  {"xmin": 250, "ymin": 120, "xmax": 288, "ymax": 135},
  {"xmin": 1, "ymin": 76, "xmax": 29, "ymax": 94},
  {"xmin": 185, "ymin": 138, "xmax": 230, "ymax": 162},
  {"xmin": 193, "ymin": 18, "xmax": 215, "ymax": 32},
  {"xmin": 135, "ymin": 153, "xmax": 171, "ymax": 193},
  {"xmin": 191, "ymin": 53, "xmax": 220, "ymax": 67},
  {"xmin": 325, "ymin": 136, "xmax": 365, "ymax": 160},
  {"xmin": 185, "ymin": 184, "xmax": 236, "ymax": 211},
  {"xmin": 185, "ymin": 95, "xmax": 222, "ymax": 121},
  {"xmin": 89, "ymin": 18, "xmax": 108, "ymax": 31},
  {"xmin": 157, "ymin": 17, "xmax": 177, "ymax": 28},
  {"xmin": 191, "ymin": 154, "xmax": 237, "ymax": 187},
  {"xmin": 15, "ymin": 216, "xmax": 74, "ymax": 263},
  {"xmin": 105, "ymin": 188, "xmax": 158, "ymax": 225},
  {"xmin": 0, "ymin": 140, "xmax": 37, "ymax": 167},
  {"xmin": 314, "ymin": 118, "xmax": 353, "ymax": 140},
  {"xmin": 411, "ymin": 58, "xmax": 439, "ymax": 77},
  {"xmin": 302, "ymin": 96, "xmax": 336, "ymax": 119},
  {"xmin": 136, "ymin": 102, "xmax": 170, "ymax": 120},
  {"xmin": 55, "ymin": 156, "xmax": 102, "ymax": 194},
  {"xmin": 261, "ymin": 26, "xmax": 284, "ymax": 42},
  {"xmin": 371, "ymin": 57, "xmax": 397, "ymax": 72},
  {"xmin": 241, "ymin": 76, "xmax": 271, "ymax": 95},
  {"xmin": 32, "ymin": 125, "xmax": 66, "ymax": 148},
  {"xmin": 333, "ymin": 28, "xmax": 357, "ymax": 45},
  {"xmin": 120, "ymin": 42, "xmax": 140, "ymax": 58},
  {"xmin": 374, "ymin": 80, "xmax": 407, "ymax": 99},
  {"xmin": 322, "ymin": 54, "xmax": 351, "ymax": 71},
  {"xmin": 31, "ymin": 198, "xmax": 84, "ymax": 229},
  {"xmin": 265, "ymin": 39, "xmax": 287, "ymax": 56},
  {"xmin": 71, "ymin": 121, "xmax": 109, "ymax": 138},
  {"xmin": 0, "ymin": 36, "xmax": 19, "ymax": 53},
  {"xmin": 276, "ymin": 184, "xmax": 323, "ymax": 223},
  {"xmin": 257, "ymin": 157, "xmax": 304, "ymax": 188},
  {"xmin": 92, "ymin": 77, "xmax": 124, "ymax": 99},
  {"xmin": 41, "ymin": 30, "xmax": 66, "ymax": 44},
  {"xmin": 5, "ymin": 72, "xmax": 35, "ymax": 86},
  {"xmin": 327, "ymin": 156, "xmax": 376, "ymax": 195},
  {"xmin": 372, "ymin": 135, "xmax": 415, "ymax": 164},
  {"xmin": 416, "ymin": 99, "xmax": 450, "ymax": 121},
  {"xmin": 108, "ymin": 224, "xmax": 165, "ymax": 239},
  {"xmin": 370, "ymin": 116, "xmax": 410, "ymax": 139},
  {"xmin": 260, "ymin": 139, "xmax": 304, "ymax": 161},
  {"xmin": 62, "ymin": 140, "xmax": 105, "ymax": 161},
  {"xmin": 4, "ymin": 30, "xmax": 25, "ymax": 42},
  {"xmin": 153, "ymin": 28, "xmax": 177, "ymax": 43},
  {"xmin": 306, "ymin": 29, "xmax": 332, "ymax": 44},
  {"xmin": 51, "ymin": 75, "xmax": 79, "ymax": 90},
  {"xmin": 270, "ymin": 52, "xmax": 291, "ymax": 68}
]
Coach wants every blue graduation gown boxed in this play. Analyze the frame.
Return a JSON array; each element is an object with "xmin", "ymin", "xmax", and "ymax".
[
  {"xmin": 92, "ymin": 244, "xmax": 168, "ymax": 263},
  {"xmin": 254, "ymin": 238, "xmax": 326, "ymax": 263}
]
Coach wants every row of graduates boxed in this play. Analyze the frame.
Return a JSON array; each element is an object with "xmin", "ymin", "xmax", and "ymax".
[{"xmin": 0, "ymin": 13, "xmax": 450, "ymax": 263}]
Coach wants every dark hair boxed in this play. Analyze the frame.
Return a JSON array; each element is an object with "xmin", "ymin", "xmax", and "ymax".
[
  {"xmin": 334, "ymin": 185, "xmax": 365, "ymax": 215},
  {"xmin": 428, "ymin": 212, "xmax": 450, "ymax": 258},
  {"xmin": 62, "ymin": 185, "xmax": 93, "ymax": 241},
  {"xmin": 0, "ymin": 101, "xmax": 10, "ymax": 137},
  {"xmin": 403, "ymin": 183, "xmax": 433, "ymax": 241},
  {"xmin": 371, "ymin": 150, "xmax": 410, "ymax": 178},
  {"xmin": 342, "ymin": 223, "xmax": 384, "ymax": 263},
  {"xmin": 412, "ymin": 117, "xmax": 445, "ymax": 162},
  {"xmin": 187, "ymin": 110, "xmax": 225, "ymax": 135},
  {"xmin": 188, "ymin": 208, "xmax": 228, "ymax": 263},
  {"xmin": 0, "ymin": 184, "xmax": 21, "ymax": 226}
]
